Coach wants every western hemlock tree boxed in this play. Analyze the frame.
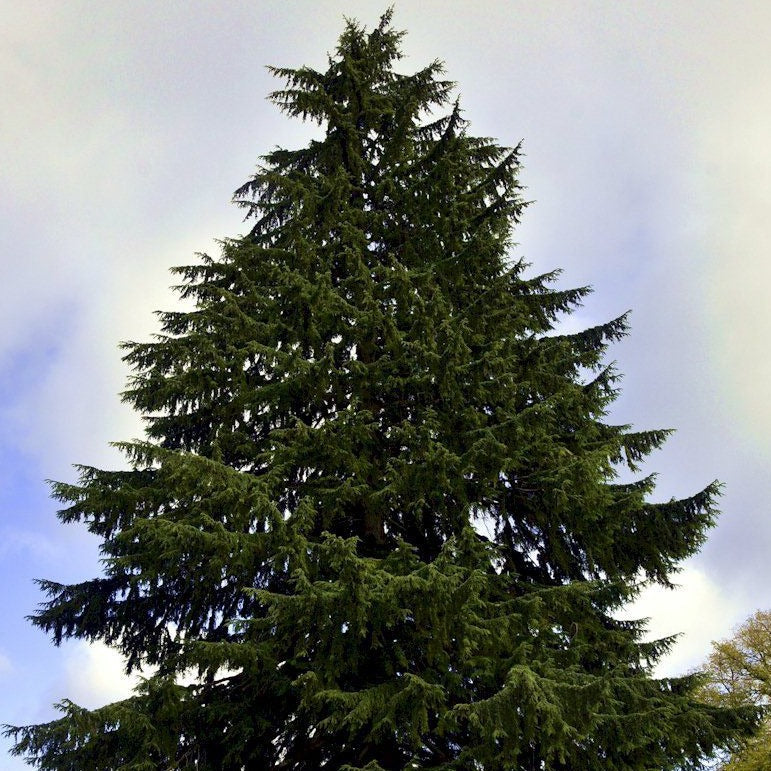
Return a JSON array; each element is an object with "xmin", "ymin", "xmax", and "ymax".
[{"xmin": 7, "ymin": 11, "xmax": 757, "ymax": 770}]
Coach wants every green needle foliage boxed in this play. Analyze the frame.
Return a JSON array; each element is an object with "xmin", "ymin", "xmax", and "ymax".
[{"xmin": 7, "ymin": 11, "xmax": 757, "ymax": 770}]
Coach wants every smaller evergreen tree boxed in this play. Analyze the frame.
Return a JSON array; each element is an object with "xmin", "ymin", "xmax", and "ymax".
[{"xmin": 6, "ymin": 11, "xmax": 758, "ymax": 770}]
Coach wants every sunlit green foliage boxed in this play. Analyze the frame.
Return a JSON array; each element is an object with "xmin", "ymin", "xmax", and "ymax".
[{"xmin": 698, "ymin": 610, "xmax": 770, "ymax": 770}]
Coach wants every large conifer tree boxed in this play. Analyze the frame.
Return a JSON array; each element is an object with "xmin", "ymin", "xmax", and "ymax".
[{"xmin": 7, "ymin": 12, "xmax": 757, "ymax": 770}]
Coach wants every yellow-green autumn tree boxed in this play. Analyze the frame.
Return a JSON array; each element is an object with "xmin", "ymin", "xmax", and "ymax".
[{"xmin": 700, "ymin": 610, "xmax": 771, "ymax": 771}]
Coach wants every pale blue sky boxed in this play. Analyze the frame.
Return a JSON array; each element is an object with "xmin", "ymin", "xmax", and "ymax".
[{"xmin": 3, "ymin": 2, "xmax": 771, "ymax": 766}]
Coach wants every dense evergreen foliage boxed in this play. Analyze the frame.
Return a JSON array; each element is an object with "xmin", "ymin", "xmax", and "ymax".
[{"xmin": 7, "ymin": 12, "xmax": 757, "ymax": 769}]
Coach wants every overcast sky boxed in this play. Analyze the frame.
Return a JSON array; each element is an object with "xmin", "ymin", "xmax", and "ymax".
[{"xmin": 3, "ymin": 1, "xmax": 771, "ymax": 765}]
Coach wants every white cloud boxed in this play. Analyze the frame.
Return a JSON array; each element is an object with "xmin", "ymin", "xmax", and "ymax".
[
  {"xmin": 57, "ymin": 638, "xmax": 234, "ymax": 711},
  {"xmin": 61, "ymin": 640, "xmax": 140, "ymax": 709},
  {"xmin": 622, "ymin": 561, "xmax": 749, "ymax": 677}
]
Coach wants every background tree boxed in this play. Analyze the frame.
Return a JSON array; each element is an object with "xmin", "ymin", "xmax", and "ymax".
[
  {"xmin": 698, "ymin": 610, "xmax": 770, "ymax": 771},
  {"xmin": 5, "ymin": 11, "xmax": 758, "ymax": 770}
]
